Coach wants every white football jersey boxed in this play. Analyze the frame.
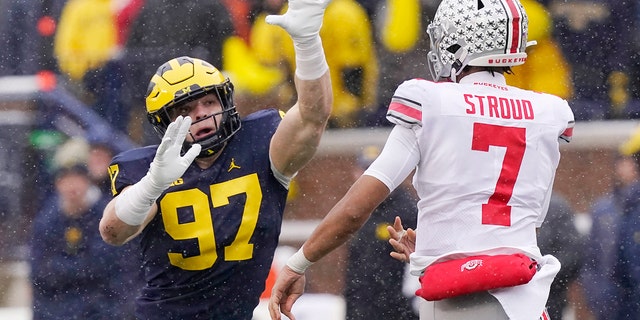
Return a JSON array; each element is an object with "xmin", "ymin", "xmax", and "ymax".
[{"xmin": 385, "ymin": 72, "xmax": 574, "ymax": 269}]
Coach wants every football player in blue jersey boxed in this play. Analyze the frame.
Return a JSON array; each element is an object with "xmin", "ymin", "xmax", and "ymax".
[{"xmin": 98, "ymin": 1, "xmax": 333, "ymax": 319}]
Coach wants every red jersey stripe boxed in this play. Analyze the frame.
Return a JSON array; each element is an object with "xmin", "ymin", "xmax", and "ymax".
[
  {"xmin": 562, "ymin": 127, "xmax": 573, "ymax": 138},
  {"xmin": 540, "ymin": 308, "xmax": 550, "ymax": 320},
  {"xmin": 389, "ymin": 101, "xmax": 422, "ymax": 121}
]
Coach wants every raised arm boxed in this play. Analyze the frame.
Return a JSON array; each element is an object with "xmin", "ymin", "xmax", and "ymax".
[{"xmin": 267, "ymin": 0, "xmax": 333, "ymax": 177}]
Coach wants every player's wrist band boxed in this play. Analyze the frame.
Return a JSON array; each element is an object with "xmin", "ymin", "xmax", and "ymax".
[
  {"xmin": 114, "ymin": 175, "xmax": 163, "ymax": 226},
  {"xmin": 286, "ymin": 246, "xmax": 314, "ymax": 274},
  {"xmin": 293, "ymin": 35, "xmax": 328, "ymax": 80}
]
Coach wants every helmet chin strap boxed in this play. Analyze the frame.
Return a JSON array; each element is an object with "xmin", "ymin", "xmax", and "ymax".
[
  {"xmin": 449, "ymin": 48, "xmax": 468, "ymax": 83},
  {"xmin": 450, "ymin": 67, "xmax": 458, "ymax": 83},
  {"xmin": 189, "ymin": 139, "xmax": 225, "ymax": 158}
]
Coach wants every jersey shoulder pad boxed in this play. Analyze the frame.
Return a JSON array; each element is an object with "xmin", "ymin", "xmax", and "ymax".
[
  {"xmin": 533, "ymin": 92, "xmax": 574, "ymax": 143},
  {"xmin": 109, "ymin": 146, "xmax": 157, "ymax": 195},
  {"xmin": 386, "ymin": 78, "xmax": 434, "ymax": 129},
  {"xmin": 240, "ymin": 108, "xmax": 282, "ymax": 135},
  {"xmin": 558, "ymin": 98, "xmax": 574, "ymax": 143},
  {"xmin": 111, "ymin": 145, "xmax": 157, "ymax": 164},
  {"xmin": 242, "ymin": 108, "xmax": 281, "ymax": 122}
]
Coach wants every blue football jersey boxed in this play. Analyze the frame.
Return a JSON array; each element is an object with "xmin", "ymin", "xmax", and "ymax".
[{"xmin": 108, "ymin": 109, "xmax": 288, "ymax": 319}]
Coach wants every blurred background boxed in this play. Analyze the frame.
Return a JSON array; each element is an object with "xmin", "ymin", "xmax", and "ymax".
[{"xmin": 1, "ymin": 0, "xmax": 640, "ymax": 319}]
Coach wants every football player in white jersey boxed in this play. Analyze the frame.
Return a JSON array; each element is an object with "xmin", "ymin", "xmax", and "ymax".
[{"xmin": 268, "ymin": 0, "xmax": 574, "ymax": 319}]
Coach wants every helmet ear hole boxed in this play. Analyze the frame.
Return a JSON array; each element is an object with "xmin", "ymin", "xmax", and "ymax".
[
  {"xmin": 146, "ymin": 113, "xmax": 157, "ymax": 125},
  {"xmin": 446, "ymin": 44, "xmax": 461, "ymax": 54}
]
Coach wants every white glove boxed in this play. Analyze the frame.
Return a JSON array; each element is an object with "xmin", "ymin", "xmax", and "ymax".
[
  {"xmin": 115, "ymin": 116, "xmax": 201, "ymax": 226},
  {"xmin": 265, "ymin": 0, "xmax": 331, "ymax": 42},
  {"xmin": 147, "ymin": 115, "xmax": 201, "ymax": 190},
  {"xmin": 266, "ymin": 0, "xmax": 331, "ymax": 80}
]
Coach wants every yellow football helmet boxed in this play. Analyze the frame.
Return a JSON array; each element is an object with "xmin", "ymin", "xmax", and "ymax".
[{"xmin": 145, "ymin": 56, "xmax": 241, "ymax": 157}]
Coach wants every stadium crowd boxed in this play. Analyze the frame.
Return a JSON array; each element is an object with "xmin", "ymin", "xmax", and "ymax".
[{"xmin": 2, "ymin": 0, "xmax": 639, "ymax": 135}]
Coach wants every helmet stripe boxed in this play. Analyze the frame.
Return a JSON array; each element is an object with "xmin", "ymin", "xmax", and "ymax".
[{"xmin": 503, "ymin": 0, "xmax": 523, "ymax": 54}]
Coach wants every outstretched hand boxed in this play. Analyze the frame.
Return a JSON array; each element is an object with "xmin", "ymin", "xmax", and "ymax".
[
  {"xmin": 265, "ymin": 0, "xmax": 331, "ymax": 41},
  {"xmin": 387, "ymin": 216, "xmax": 416, "ymax": 263},
  {"xmin": 148, "ymin": 116, "xmax": 201, "ymax": 189},
  {"xmin": 268, "ymin": 266, "xmax": 306, "ymax": 320}
]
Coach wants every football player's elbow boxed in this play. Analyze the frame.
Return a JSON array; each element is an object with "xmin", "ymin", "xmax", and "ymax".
[
  {"xmin": 338, "ymin": 203, "xmax": 372, "ymax": 230},
  {"xmin": 99, "ymin": 219, "xmax": 126, "ymax": 246}
]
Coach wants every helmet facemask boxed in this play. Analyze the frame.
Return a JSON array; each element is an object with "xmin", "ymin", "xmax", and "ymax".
[
  {"xmin": 427, "ymin": 21, "xmax": 462, "ymax": 81},
  {"xmin": 183, "ymin": 83, "xmax": 241, "ymax": 158}
]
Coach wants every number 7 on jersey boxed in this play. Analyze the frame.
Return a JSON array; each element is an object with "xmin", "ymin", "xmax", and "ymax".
[{"xmin": 472, "ymin": 122, "xmax": 526, "ymax": 227}]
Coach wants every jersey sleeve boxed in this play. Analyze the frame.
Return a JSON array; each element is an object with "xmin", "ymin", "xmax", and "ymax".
[
  {"xmin": 364, "ymin": 125, "xmax": 420, "ymax": 192},
  {"xmin": 108, "ymin": 146, "xmax": 156, "ymax": 196},
  {"xmin": 558, "ymin": 99, "xmax": 575, "ymax": 143},
  {"xmin": 386, "ymin": 79, "xmax": 424, "ymax": 129}
]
